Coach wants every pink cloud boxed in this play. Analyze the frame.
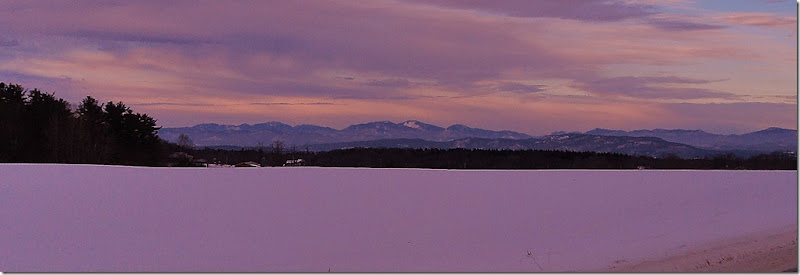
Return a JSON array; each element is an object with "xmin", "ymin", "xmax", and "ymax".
[
  {"xmin": 721, "ymin": 13, "xmax": 796, "ymax": 30},
  {"xmin": 0, "ymin": 0, "xmax": 794, "ymax": 133},
  {"xmin": 406, "ymin": 0, "xmax": 656, "ymax": 22},
  {"xmin": 645, "ymin": 17, "xmax": 725, "ymax": 31},
  {"xmin": 572, "ymin": 76, "xmax": 736, "ymax": 100}
]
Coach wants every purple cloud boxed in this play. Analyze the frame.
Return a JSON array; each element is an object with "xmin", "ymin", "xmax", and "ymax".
[
  {"xmin": 721, "ymin": 13, "xmax": 796, "ymax": 29},
  {"xmin": 411, "ymin": 0, "xmax": 656, "ymax": 22},
  {"xmin": 754, "ymin": 0, "xmax": 791, "ymax": 4},
  {"xmin": 68, "ymin": 30, "xmax": 214, "ymax": 45},
  {"xmin": 129, "ymin": 102, "xmax": 217, "ymax": 107},
  {"xmin": 0, "ymin": 38, "xmax": 20, "ymax": 47},
  {"xmin": 493, "ymin": 83, "xmax": 546, "ymax": 94},
  {"xmin": 0, "ymin": 1, "xmax": 731, "ymax": 92},
  {"xmin": 576, "ymin": 76, "xmax": 735, "ymax": 99},
  {"xmin": 646, "ymin": 18, "xmax": 726, "ymax": 31},
  {"xmin": 365, "ymin": 78, "xmax": 411, "ymax": 88},
  {"xmin": 249, "ymin": 102, "xmax": 337, "ymax": 106}
]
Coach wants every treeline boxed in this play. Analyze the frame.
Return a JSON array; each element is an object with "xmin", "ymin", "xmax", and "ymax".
[
  {"xmin": 0, "ymin": 82, "xmax": 168, "ymax": 165},
  {"xmin": 190, "ymin": 146, "xmax": 797, "ymax": 170}
]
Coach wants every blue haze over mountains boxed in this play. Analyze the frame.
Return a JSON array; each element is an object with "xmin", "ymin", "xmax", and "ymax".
[{"xmin": 159, "ymin": 120, "xmax": 797, "ymax": 158}]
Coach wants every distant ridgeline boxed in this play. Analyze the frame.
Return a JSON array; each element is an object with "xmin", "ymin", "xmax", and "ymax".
[
  {"xmin": 162, "ymin": 121, "xmax": 797, "ymax": 158},
  {"xmin": 0, "ymin": 81, "xmax": 795, "ymax": 169}
]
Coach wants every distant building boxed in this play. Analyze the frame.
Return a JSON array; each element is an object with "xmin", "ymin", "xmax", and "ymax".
[
  {"xmin": 235, "ymin": 161, "xmax": 261, "ymax": 167},
  {"xmin": 284, "ymin": 159, "xmax": 305, "ymax": 166},
  {"xmin": 193, "ymin": 159, "xmax": 209, "ymax": 167}
]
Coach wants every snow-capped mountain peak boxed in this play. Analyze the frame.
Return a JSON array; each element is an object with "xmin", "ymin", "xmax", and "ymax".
[{"xmin": 403, "ymin": 120, "xmax": 421, "ymax": 129}]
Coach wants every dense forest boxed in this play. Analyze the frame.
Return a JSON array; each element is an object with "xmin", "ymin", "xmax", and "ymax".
[
  {"xmin": 0, "ymin": 81, "xmax": 796, "ymax": 170},
  {"xmin": 190, "ymin": 145, "xmax": 797, "ymax": 170},
  {"xmin": 0, "ymin": 82, "xmax": 171, "ymax": 166}
]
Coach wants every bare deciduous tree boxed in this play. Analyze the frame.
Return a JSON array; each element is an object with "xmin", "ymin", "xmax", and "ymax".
[{"xmin": 177, "ymin": 133, "xmax": 194, "ymax": 151}]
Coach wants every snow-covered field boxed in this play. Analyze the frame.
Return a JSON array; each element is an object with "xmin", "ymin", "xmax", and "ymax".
[{"xmin": 0, "ymin": 164, "xmax": 796, "ymax": 272}]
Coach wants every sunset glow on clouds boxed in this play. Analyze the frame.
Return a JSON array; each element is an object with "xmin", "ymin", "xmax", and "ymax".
[{"xmin": 0, "ymin": 0, "xmax": 796, "ymax": 134}]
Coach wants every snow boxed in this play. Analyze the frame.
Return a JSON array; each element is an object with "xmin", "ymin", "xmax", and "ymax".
[
  {"xmin": 0, "ymin": 164, "xmax": 795, "ymax": 272},
  {"xmin": 403, "ymin": 120, "xmax": 421, "ymax": 129}
]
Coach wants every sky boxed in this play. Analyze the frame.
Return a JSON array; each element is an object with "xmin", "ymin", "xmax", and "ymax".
[{"xmin": 0, "ymin": 0, "xmax": 796, "ymax": 135}]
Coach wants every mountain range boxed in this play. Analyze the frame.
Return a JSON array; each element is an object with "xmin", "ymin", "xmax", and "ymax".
[
  {"xmin": 159, "ymin": 120, "xmax": 797, "ymax": 158},
  {"xmin": 585, "ymin": 127, "xmax": 797, "ymax": 154},
  {"xmin": 160, "ymin": 120, "xmax": 532, "ymax": 147}
]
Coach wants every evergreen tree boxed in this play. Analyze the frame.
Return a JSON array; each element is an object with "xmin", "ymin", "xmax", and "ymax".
[{"xmin": 0, "ymin": 82, "xmax": 165, "ymax": 166}]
